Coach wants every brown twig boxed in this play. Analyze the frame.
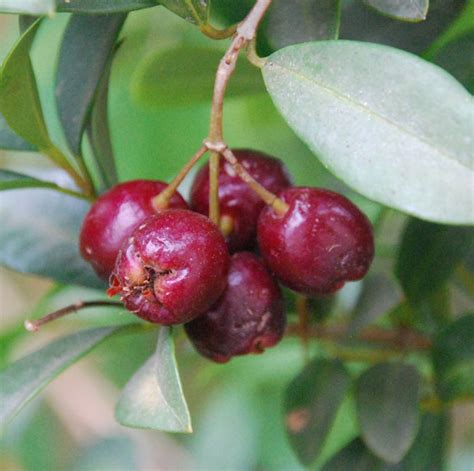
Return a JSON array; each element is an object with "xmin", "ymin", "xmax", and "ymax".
[
  {"xmin": 286, "ymin": 323, "xmax": 432, "ymax": 352},
  {"xmin": 24, "ymin": 300, "xmax": 124, "ymax": 332}
]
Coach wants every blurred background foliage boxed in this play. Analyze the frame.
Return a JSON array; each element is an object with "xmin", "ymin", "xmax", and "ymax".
[{"xmin": 0, "ymin": 2, "xmax": 473, "ymax": 470}]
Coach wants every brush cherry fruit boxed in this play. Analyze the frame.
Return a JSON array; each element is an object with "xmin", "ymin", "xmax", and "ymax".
[
  {"xmin": 79, "ymin": 180, "xmax": 188, "ymax": 279},
  {"xmin": 257, "ymin": 187, "xmax": 374, "ymax": 296}
]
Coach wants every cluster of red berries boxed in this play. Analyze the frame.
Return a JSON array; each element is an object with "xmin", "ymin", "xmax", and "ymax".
[{"xmin": 79, "ymin": 150, "xmax": 374, "ymax": 363}]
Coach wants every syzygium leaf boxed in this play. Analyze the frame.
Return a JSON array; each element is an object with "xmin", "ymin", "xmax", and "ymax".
[
  {"xmin": 262, "ymin": 41, "xmax": 474, "ymax": 225},
  {"xmin": 284, "ymin": 358, "xmax": 351, "ymax": 465},
  {"xmin": 56, "ymin": 13, "xmax": 126, "ymax": 156},
  {"xmin": 0, "ymin": 186, "xmax": 103, "ymax": 289},
  {"xmin": 115, "ymin": 327, "xmax": 192, "ymax": 432},
  {"xmin": 266, "ymin": 0, "xmax": 341, "ymax": 49},
  {"xmin": 363, "ymin": 0, "xmax": 429, "ymax": 22},
  {"xmin": 356, "ymin": 362, "xmax": 421, "ymax": 463},
  {"xmin": 0, "ymin": 326, "xmax": 119, "ymax": 430}
]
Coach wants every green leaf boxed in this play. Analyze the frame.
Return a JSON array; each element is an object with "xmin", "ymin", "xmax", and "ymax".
[
  {"xmin": 349, "ymin": 273, "xmax": 402, "ymax": 334},
  {"xmin": 284, "ymin": 358, "xmax": 351, "ymax": 466},
  {"xmin": 340, "ymin": 0, "xmax": 466, "ymax": 54},
  {"xmin": 432, "ymin": 32, "xmax": 474, "ymax": 93},
  {"xmin": 0, "ymin": 113, "xmax": 36, "ymax": 151},
  {"xmin": 395, "ymin": 218, "xmax": 474, "ymax": 304},
  {"xmin": 0, "ymin": 20, "xmax": 51, "ymax": 150},
  {"xmin": 56, "ymin": 0, "xmax": 155, "ymax": 13},
  {"xmin": 391, "ymin": 412, "xmax": 449, "ymax": 471},
  {"xmin": 56, "ymin": 14, "xmax": 126, "ymax": 157},
  {"xmin": 115, "ymin": 326, "xmax": 192, "ymax": 432},
  {"xmin": 159, "ymin": 0, "xmax": 209, "ymax": 25},
  {"xmin": 363, "ymin": 0, "xmax": 429, "ymax": 22},
  {"xmin": 356, "ymin": 362, "xmax": 421, "ymax": 463},
  {"xmin": 131, "ymin": 46, "xmax": 264, "ymax": 108},
  {"xmin": 86, "ymin": 48, "xmax": 120, "ymax": 190},
  {"xmin": 0, "ymin": 169, "xmax": 74, "ymax": 193},
  {"xmin": 0, "ymin": 187, "xmax": 104, "ymax": 289},
  {"xmin": 262, "ymin": 41, "xmax": 474, "ymax": 225},
  {"xmin": 0, "ymin": 326, "xmax": 118, "ymax": 430},
  {"xmin": 432, "ymin": 313, "xmax": 474, "ymax": 402},
  {"xmin": 321, "ymin": 438, "xmax": 385, "ymax": 471},
  {"xmin": 0, "ymin": 0, "xmax": 54, "ymax": 14},
  {"xmin": 266, "ymin": 0, "xmax": 341, "ymax": 49}
]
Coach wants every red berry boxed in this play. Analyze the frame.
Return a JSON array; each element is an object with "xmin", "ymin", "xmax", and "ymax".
[
  {"xmin": 190, "ymin": 149, "xmax": 292, "ymax": 252},
  {"xmin": 257, "ymin": 187, "xmax": 374, "ymax": 296},
  {"xmin": 185, "ymin": 252, "xmax": 286, "ymax": 363},
  {"xmin": 109, "ymin": 209, "xmax": 230, "ymax": 325},
  {"xmin": 80, "ymin": 180, "xmax": 188, "ymax": 279}
]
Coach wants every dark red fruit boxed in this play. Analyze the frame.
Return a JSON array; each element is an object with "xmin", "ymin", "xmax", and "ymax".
[
  {"xmin": 109, "ymin": 209, "xmax": 230, "ymax": 325},
  {"xmin": 190, "ymin": 149, "xmax": 292, "ymax": 252},
  {"xmin": 80, "ymin": 180, "xmax": 188, "ymax": 279},
  {"xmin": 185, "ymin": 252, "xmax": 286, "ymax": 363},
  {"xmin": 257, "ymin": 187, "xmax": 374, "ymax": 296}
]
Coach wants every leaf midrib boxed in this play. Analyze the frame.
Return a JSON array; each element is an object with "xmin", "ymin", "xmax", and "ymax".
[{"xmin": 265, "ymin": 60, "xmax": 472, "ymax": 171}]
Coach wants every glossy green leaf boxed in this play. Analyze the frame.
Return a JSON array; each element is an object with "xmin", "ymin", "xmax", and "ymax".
[
  {"xmin": 349, "ymin": 273, "xmax": 402, "ymax": 333},
  {"xmin": 0, "ymin": 113, "xmax": 36, "ymax": 151},
  {"xmin": 395, "ymin": 218, "xmax": 474, "ymax": 304},
  {"xmin": 159, "ymin": 0, "xmax": 209, "ymax": 25},
  {"xmin": 115, "ymin": 327, "xmax": 192, "ymax": 432},
  {"xmin": 266, "ymin": 0, "xmax": 341, "ymax": 49},
  {"xmin": 432, "ymin": 313, "xmax": 474, "ymax": 402},
  {"xmin": 284, "ymin": 358, "xmax": 351, "ymax": 466},
  {"xmin": 0, "ymin": 20, "xmax": 50, "ymax": 150},
  {"xmin": 131, "ymin": 47, "xmax": 264, "ymax": 107},
  {"xmin": 363, "ymin": 0, "xmax": 429, "ymax": 21},
  {"xmin": 86, "ymin": 48, "xmax": 120, "ymax": 190},
  {"xmin": 356, "ymin": 362, "xmax": 421, "ymax": 463},
  {"xmin": 0, "ymin": 326, "xmax": 118, "ymax": 430},
  {"xmin": 432, "ymin": 32, "xmax": 474, "ymax": 93},
  {"xmin": 0, "ymin": 0, "xmax": 54, "ymax": 14},
  {"xmin": 56, "ymin": 0, "xmax": 154, "ymax": 13},
  {"xmin": 321, "ymin": 438, "xmax": 385, "ymax": 471},
  {"xmin": 263, "ymin": 41, "xmax": 474, "ymax": 225},
  {"xmin": 340, "ymin": 0, "xmax": 466, "ymax": 54},
  {"xmin": 0, "ymin": 187, "xmax": 104, "ymax": 289},
  {"xmin": 56, "ymin": 14, "xmax": 126, "ymax": 156}
]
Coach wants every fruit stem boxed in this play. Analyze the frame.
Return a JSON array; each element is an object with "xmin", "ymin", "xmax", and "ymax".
[
  {"xmin": 286, "ymin": 323, "xmax": 432, "ymax": 351},
  {"xmin": 208, "ymin": 151, "xmax": 221, "ymax": 225},
  {"xmin": 208, "ymin": 0, "xmax": 273, "ymax": 144},
  {"xmin": 200, "ymin": 23, "xmax": 237, "ymax": 40},
  {"xmin": 24, "ymin": 300, "xmax": 124, "ymax": 332},
  {"xmin": 152, "ymin": 145, "xmax": 208, "ymax": 210},
  {"xmin": 220, "ymin": 147, "xmax": 289, "ymax": 214},
  {"xmin": 246, "ymin": 37, "xmax": 267, "ymax": 68}
]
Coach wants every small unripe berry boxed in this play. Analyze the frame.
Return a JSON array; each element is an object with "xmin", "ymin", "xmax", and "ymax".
[
  {"xmin": 185, "ymin": 252, "xmax": 286, "ymax": 362},
  {"xmin": 190, "ymin": 149, "xmax": 292, "ymax": 252},
  {"xmin": 80, "ymin": 180, "xmax": 188, "ymax": 279},
  {"xmin": 109, "ymin": 209, "xmax": 230, "ymax": 325},
  {"xmin": 257, "ymin": 187, "xmax": 374, "ymax": 296}
]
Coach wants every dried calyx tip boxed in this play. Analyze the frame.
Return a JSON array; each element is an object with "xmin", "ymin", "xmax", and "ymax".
[{"xmin": 24, "ymin": 319, "xmax": 39, "ymax": 332}]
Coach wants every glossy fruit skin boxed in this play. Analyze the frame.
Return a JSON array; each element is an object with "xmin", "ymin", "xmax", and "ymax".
[
  {"xmin": 109, "ymin": 209, "xmax": 230, "ymax": 325},
  {"xmin": 190, "ymin": 149, "xmax": 292, "ymax": 252},
  {"xmin": 185, "ymin": 252, "xmax": 286, "ymax": 363},
  {"xmin": 80, "ymin": 180, "xmax": 188, "ymax": 279},
  {"xmin": 257, "ymin": 187, "xmax": 374, "ymax": 296}
]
